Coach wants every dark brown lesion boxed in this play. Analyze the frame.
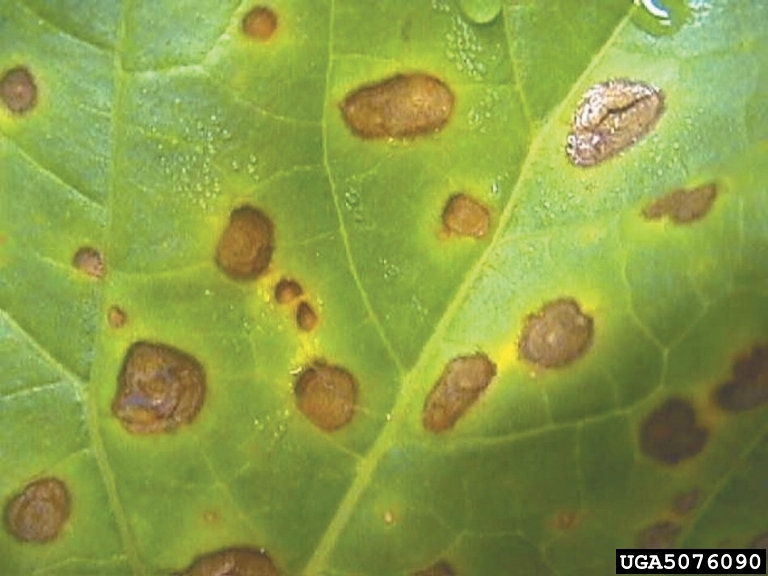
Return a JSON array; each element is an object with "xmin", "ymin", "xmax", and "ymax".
[
  {"xmin": 422, "ymin": 353, "xmax": 496, "ymax": 433},
  {"xmin": 518, "ymin": 298, "xmax": 593, "ymax": 369},
  {"xmin": 294, "ymin": 362, "xmax": 357, "ymax": 432},
  {"xmin": 642, "ymin": 183, "xmax": 718, "ymax": 224},
  {"xmin": 112, "ymin": 341, "xmax": 206, "ymax": 434},
  {"xmin": 274, "ymin": 278, "xmax": 303, "ymax": 304},
  {"xmin": 1, "ymin": 66, "xmax": 38, "ymax": 115},
  {"xmin": 215, "ymin": 205, "xmax": 274, "ymax": 281},
  {"xmin": 639, "ymin": 397, "xmax": 708, "ymax": 465},
  {"xmin": 340, "ymin": 73, "xmax": 455, "ymax": 139},
  {"xmin": 4, "ymin": 477, "xmax": 70, "ymax": 543},
  {"xmin": 635, "ymin": 520, "xmax": 680, "ymax": 549},
  {"xmin": 296, "ymin": 301, "xmax": 318, "ymax": 332},
  {"xmin": 714, "ymin": 344, "xmax": 768, "ymax": 411}
]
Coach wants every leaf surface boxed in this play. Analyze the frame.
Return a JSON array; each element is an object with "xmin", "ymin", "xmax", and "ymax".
[{"xmin": 1, "ymin": 1, "xmax": 767, "ymax": 575}]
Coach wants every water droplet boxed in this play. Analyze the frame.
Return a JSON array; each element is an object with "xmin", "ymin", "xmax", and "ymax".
[
  {"xmin": 431, "ymin": 0, "xmax": 452, "ymax": 13},
  {"xmin": 445, "ymin": 16, "xmax": 486, "ymax": 79},
  {"xmin": 631, "ymin": 0, "xmax": 691, "ymax": 35},
  {"xmin": 459, "ymin": 0, "xmax": 502, "ymax": 24},
  {"xmin": 344, "ymin": 189, "xmax": 360, "ymax": 210}
]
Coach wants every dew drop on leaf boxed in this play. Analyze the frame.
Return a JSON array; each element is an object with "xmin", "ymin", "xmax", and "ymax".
[
  {"xmin": 294, "ymin": 362, "xmax": 357, "ymax": 432},
  {"xmin": 518, "ymin": 298, "xmax": 593, "ymax": 368},
  {"xmin": 714, "ymin": 344, "xmax": 768, "ymax": 411},
  {"xmin": 296, "ymin": 301, "xmax": 318, "ymax": 332},
  {"xmin": 635, "ymin": 520, "xmax": 680, "ymax": 549},
  {"xmin": 72, "ymin": 246, "xmax": 105, "ymax": 278},
  {"xmin": 459, "ymin": 0, "xmax": 502, "ymax": 24},
  {"xmin": 566, "ymin": 79, "xmax": 664, "ymax": 167},
  {"xmin": 274, "ymin": 278, "xmax": 303, "ymax": 304},
  {"xmin": 112, "ymin": 342, "xmax": 206, "ymax": 434},
  {"xmin": 423, "ymin": 353, "xmax": 496, "ymax": 433},
  {"xmin": 0, "ymin": 66, "xmax": 37, "ymax": 115},
  {"xmin": 639, "ymin": 398, "xmax": 708, "ymax": 465},
  {"xmin": 414, "ymin": 560, "xmax": 457, "ymax": 576},
  {"xmin": 181, "ymin": 547, "xmax": 279, "ymax": 576},
  {"xmin": 242, "ymin": 6, "xmax": 278, "ymax": 42},
  {"xmin": 631, "ymin": 0, "xmax": 691, "ymax": 36},
  {"xmin": 215, "ymin": 206, "xmax": 274, "ymax": 281},
  {"xmin": 4, "ymin": 477, "xmax": 70, "ymax": 543},
  {"xmin": 642, "ymin": 183, "xmax": 717, "ymax": 224},
  {"xmin": 340, "ymin": 74, "xmax": 455, "ymax": 139},
  {"xmin": 442, "ymin": 193, "xmax": 491, "ymax": 238}
]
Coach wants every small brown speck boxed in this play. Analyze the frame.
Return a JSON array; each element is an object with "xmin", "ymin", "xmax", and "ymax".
[
  {"xmin": 107, "ymin": 306, "xmax": 127, "ymax": 328},
  {"xmin": 242, "ymin": 6, "xmax": 278, "ymax": 41},
  {"xmin": 274, "ymin": 278, "xmax": 303, "ymax": 304},
  {"xmin": 1, "ymin": 67, "xmax": 38, "ymax": 115},
  {"xmin": 73, "ymin": 247, "xmax": 105, "ymax": 278}
]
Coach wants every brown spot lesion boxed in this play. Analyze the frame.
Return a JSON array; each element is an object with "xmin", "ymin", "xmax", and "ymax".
[
  {"xmin": 294, "ymin": 362, "xmax": 357, "ymax": 432},
  {"xmin": 422, "ymin": 353, "xmax": 497, "ymax": 433},
  {"xmin": 242, "ymin": 6, "xmax": 278, "ymax": 41},
  {"xmin": 112, "ymin": 342, "xmax": 206, "ymax": 434},
  {"xmin": 215, "ymin": 205, "xmax": 274, "ymax": 281},
  {"xmin": 73, "ymin": 246, "xmax": 105, "ymax": 278},
  {"xmin": 566, "ymin": 79, "xmax": 665, "ymax": 167},
  {"xmin": 274, "ymin": 278, "xmax": 303, "ymax": 304},
  {"xmin": 642, "ymin": 183, "xmax": 718, "ymax": 224},
  {"xmin": 639, "ymin": 397, "xmax": 708, "ymax": 465},
  {"xmin": 518, "ymin": 298, "xmax": 593, "ymax": 369},
  {"xmin": 181, "ymin": 547, "xmax": 279, "ymax": 576},
  {"xmin": 635, "ymin": 520, "xmax": 680, "ymax": 549},
  {"xmin": 553, "ymin": 509, "xmax": 581, "ymax": 531},
  {"xmin": 713, "ymin": 344, "xmax": 768, "ymax": 411},
  {"xmin": 442, "ymin": 193, "xmax": 491, "ymax": 239},
  {"xmin": 1, "ymin": 66, "xmax": 38, "ymax": 115},
  {"xmin": 340, "ymin": 73, "xmax": 455, "ymax": 139},
  {"xmin": 413, "ymin": 560, "xmax": 456, "ymax": 576},
  {"xmin": 4, "ymin": 477, "xmax": 70, "ymax": 543},
  {"xmin": 296, "ymin": 301, "xmax": 318, "ymax": 332},
  {"xmin": 107, "ymin": 306, "xmax": 127, "ymax": 328},
  {"xmin": 272, "ymin": 278, "xmax": 320, "ymax": 332},
  {"xmin": 671, "ymin": 489, "xmax": 701, "ymax": 516}
]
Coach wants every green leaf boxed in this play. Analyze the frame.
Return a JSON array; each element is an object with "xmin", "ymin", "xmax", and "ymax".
[{"xmin": 1, "ymin": 1, "xmax": 766, "ymax": 575}]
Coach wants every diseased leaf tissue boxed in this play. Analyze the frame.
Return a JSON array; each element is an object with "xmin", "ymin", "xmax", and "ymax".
[{"xmin": 0, "ymin": 1, "xmax": 766, "ymax": 575}]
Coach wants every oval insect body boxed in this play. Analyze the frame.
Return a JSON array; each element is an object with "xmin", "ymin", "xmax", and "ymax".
[{"xmin": 566, "ymin": 79, "xmax": 665, "ymax": 167}]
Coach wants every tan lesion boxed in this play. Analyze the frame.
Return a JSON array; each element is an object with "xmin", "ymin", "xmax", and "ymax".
[
  {"xmin": 340, "ymin": 73, "xmax": 455, "ymax": 139},
  {"xmin": 441, "ymin": 193, "xmax": 491, "ymax": 239},
  {"xmin": 642, "ymin": 183, "xmax": 718, "ymax": 224},
  {"xmin": 4, "ymin": 477, "xmax": 70, "ymax": 543}
]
